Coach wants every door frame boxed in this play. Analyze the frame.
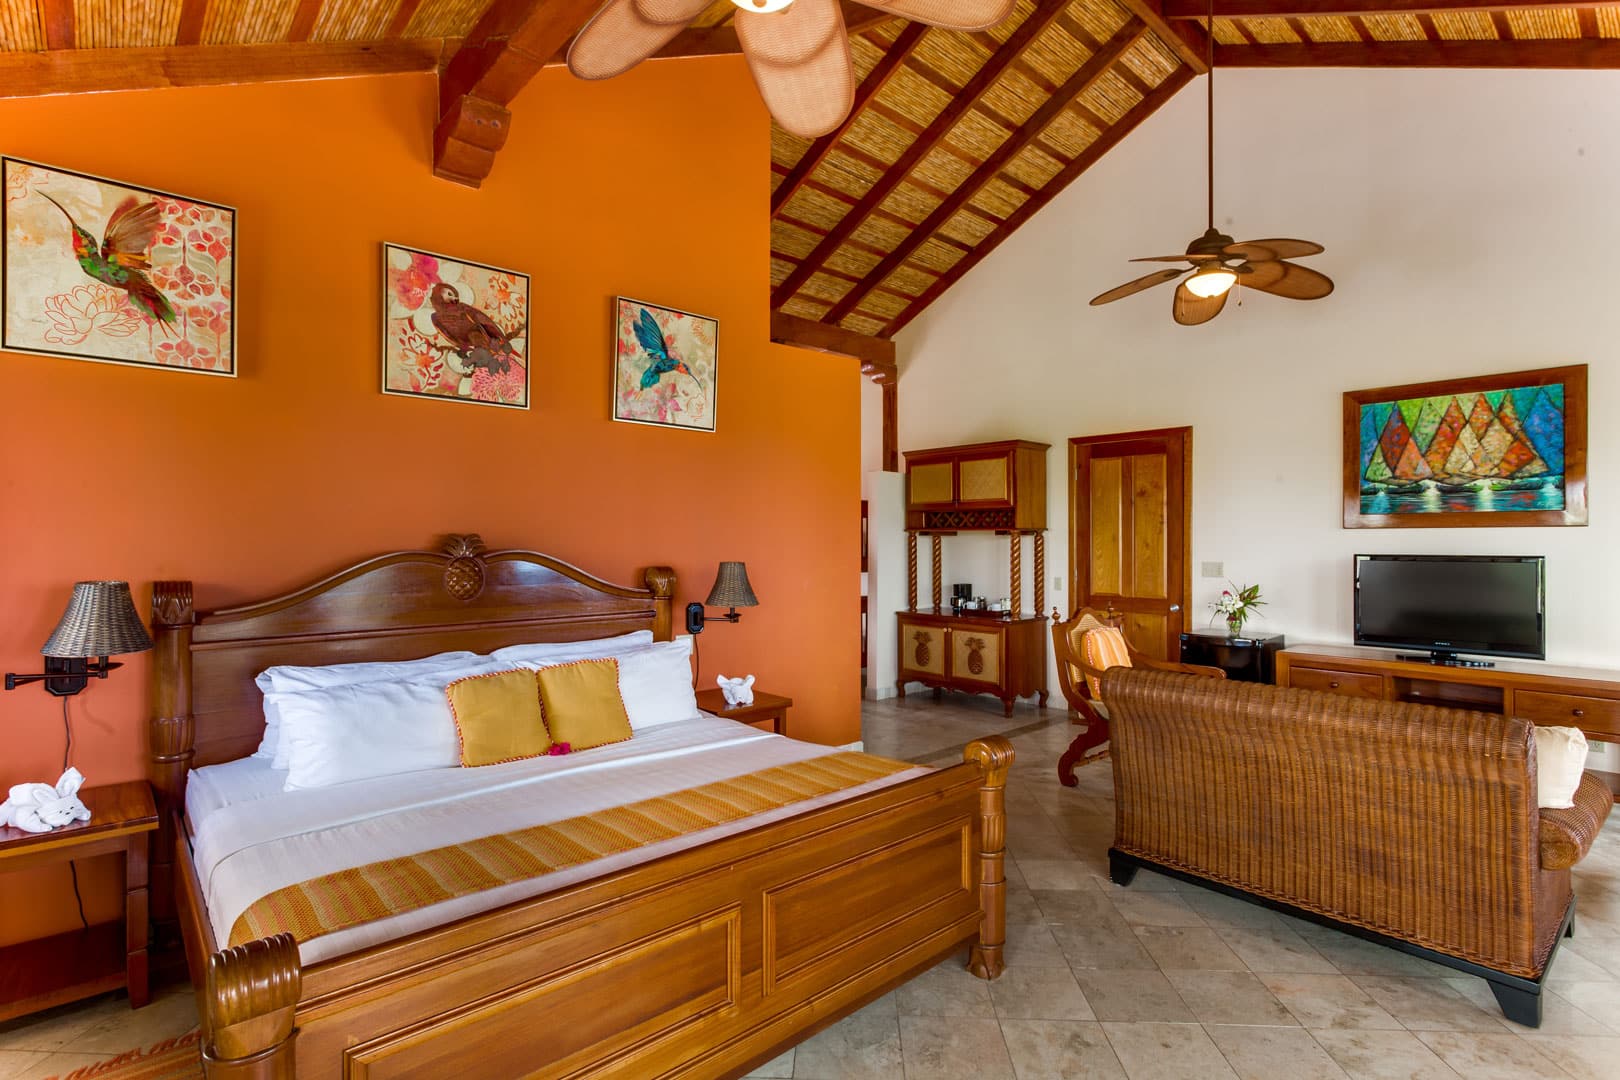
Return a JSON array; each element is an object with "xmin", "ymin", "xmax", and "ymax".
[{"xmin": 1067, "ymin": 426, "xmax": 1194, "ymax": 656}]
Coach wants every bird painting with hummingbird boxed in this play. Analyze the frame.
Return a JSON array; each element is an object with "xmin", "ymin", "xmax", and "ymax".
[
  {"xmin": 35, "ymin": 191, "xmax": 177, "ymax": 335},
  {"xmin": 632, "ymin": 306, "xmax": 703, "ymax": 391}
]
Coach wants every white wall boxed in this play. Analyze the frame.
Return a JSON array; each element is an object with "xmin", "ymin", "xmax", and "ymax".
[
  {"xmin": 891, "ymin": 68, "xmax": 1620, "ymax": 688},
  {"xmin": 860, "ymin": 377, "xmax": 885, "ymax": 500}
]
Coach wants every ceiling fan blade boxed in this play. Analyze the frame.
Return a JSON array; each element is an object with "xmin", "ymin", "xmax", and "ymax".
[
  {"xmin": 1173, "ymin": 281, "xmax": 1229, "ymax": 325},
  {"xmin": 736, "ymin": 0, "xmax": 854, "ymax": 138},
  {"xmin": 1242, "ymin": 259, "xmax": 1334, "ymax": 300},
  {"xmin": 857, "ymin": 0, "xmax": 1016, "ymax": 32},
  {"xmin": 1129, "ymin": 254, "xmax": 1220, "ymax": 263},
  {"xmin": 569, "ymin": 0, "xmax": 704, "ymax": 79},
  {"xmin": 1090, "ymin": 268, "xmax": 1187, "ymax": 306},
  {"xmin": 1224, "ymin": 238, "xmax": 1325, "ymax": 262}
]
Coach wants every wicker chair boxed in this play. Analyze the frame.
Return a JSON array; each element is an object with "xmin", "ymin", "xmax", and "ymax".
[
  {"xmin": 1103, "ymin": 666, "xmax": 1614, "ymax": 1027},
  {"xmin": 1050, "ymin": 606, "xmax": 1224, "ymax": 787}
]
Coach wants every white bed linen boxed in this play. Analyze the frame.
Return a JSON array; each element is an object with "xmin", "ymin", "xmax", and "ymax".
[{"xmin": 188, "ymin": 716, "xmax": 926, "ymax": 965}]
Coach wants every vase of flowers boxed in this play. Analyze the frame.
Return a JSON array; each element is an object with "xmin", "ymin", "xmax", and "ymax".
[{"xmin": 1211, "ymin": 582, "xmax": 1264, "ymax": 637}]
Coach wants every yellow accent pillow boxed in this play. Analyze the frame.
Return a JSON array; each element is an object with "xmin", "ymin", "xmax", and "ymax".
[
  {"xmin": 446, "ymin": 669, "xmax": 551, "ymax": 767},
  {"xmin": 1080, "ymin": 626, "xmax": 1133, "ymax": 699},
  {"xmin": 537, "ymin": 658, "xmax": 633, "ymax": 751}
]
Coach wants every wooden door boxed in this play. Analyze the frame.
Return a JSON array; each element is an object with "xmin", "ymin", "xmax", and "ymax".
[{"xmin": 1069, "ymin": 428, "xmax": 1192, "ymax": 662}]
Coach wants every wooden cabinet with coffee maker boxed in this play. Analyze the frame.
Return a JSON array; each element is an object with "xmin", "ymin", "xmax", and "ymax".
[{"xmin": 898, "ymin": 440, "xmax": 1049, "ymax": 715}]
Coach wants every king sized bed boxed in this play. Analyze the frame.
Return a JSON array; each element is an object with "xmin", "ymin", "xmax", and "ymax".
[{"xmin": 151, "ymin": 535, "xmax": 1012, "ymax": 1079}]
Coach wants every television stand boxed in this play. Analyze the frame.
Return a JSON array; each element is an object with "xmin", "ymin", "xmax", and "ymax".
[
  {"xmin": 1395, "ymin": 652, "xmax": 1496, "ymax": 669},
  {"xmin": 1277, "ymin": 645, "xmax": 1620, "ymax": 804}
]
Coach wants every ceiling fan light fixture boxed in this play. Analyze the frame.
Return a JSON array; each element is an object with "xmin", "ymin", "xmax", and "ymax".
[
  {"xmin": 731, "ymin": 0, "xmax": 795, "ymax": 11},
  {"xmin": 1184, "ymin": 265, "xmax": 1237, "ymax": 299}
]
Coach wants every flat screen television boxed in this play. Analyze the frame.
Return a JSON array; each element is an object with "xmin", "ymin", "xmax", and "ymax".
[{"xmin": 1354, "ymin": 555, "xmax": 1545, "ymax": 664}]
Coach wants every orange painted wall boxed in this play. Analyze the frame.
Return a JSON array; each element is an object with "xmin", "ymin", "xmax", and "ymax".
[{"xmin": 0, "ymin": 60, "xmax": 861, "ymax": 946}]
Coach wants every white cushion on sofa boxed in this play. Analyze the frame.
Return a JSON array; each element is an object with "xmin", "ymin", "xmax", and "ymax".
[{"xmin": 1534, "ymin": 725, "xmax": 1588, "ymax": 810}]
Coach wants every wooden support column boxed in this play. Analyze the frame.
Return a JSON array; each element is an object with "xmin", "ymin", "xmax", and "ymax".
[
  {"xmin": 881, "ymin": 380, "xmax": 898, "ymax": 473},
  {"xmin": 907, "ymin": 533, "xmax": 918, "ymax": 612},
  {"xmin": 1009, "ymin": 535, "xmax": 1023, "ymax": 617},
  {"xmin": 931, "ymin": 535, "xmax": 943, "ymax": 613},
  {"xmin": 1033, "ymin": 533, "xmax": 1046, "ymax": 619}
]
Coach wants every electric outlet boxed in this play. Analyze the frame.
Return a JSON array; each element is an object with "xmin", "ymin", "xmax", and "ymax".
[
  {"xmin": 1201, "ymin": 562, "xmax": 1224, "ymax": 578},
  {"xmin": 1053, "ymin": 576, "xmax": 1064, "ymax": 591}
]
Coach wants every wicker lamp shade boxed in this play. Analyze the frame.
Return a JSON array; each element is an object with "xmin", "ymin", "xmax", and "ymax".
[
  {"xmin": 42, "ymin": 581, "xmax": 154, "ymax": 658},
  {"xmin": 704, "ymin": 562, "xmax": 759, "ymax": 609}
]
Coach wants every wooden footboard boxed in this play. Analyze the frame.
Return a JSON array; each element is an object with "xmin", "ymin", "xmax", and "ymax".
[{"xmin": 182, "ymin": 737, "xmax": 1011, "ymax": 1080}]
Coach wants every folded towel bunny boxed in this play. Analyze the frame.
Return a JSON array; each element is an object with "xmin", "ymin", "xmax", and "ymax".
[
  {"xmin": 0, "ymin": 768, "xmax": 92, "ymax": 834},
  {"xmin": 717, "ymin": 673, "xmax": 756, "ymax": 707}
]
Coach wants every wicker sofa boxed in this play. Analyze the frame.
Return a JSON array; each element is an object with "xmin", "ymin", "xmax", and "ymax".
[{"xmin": 1102, "ymin": 667, "xmax": 1613, "ymax": 1027}]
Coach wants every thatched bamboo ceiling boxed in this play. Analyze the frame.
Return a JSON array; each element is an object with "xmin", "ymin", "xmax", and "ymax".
[{"xmin": 3, "ymin": 0, "xmax": 1617, "ymax": 343}]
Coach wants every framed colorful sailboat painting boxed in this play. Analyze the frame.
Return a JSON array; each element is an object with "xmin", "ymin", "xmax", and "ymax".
[{"xmin": 1343, "ymin": 364, "xmax": 1586, "ymax": 528}]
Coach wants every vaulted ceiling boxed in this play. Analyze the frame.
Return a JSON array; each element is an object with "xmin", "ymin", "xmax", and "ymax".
[{"xmin": 3, "ymin": 0, "xmax": 1617, "ymax": 347}]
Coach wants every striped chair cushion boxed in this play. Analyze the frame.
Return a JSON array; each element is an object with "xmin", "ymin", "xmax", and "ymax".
[{"xmin": 1080, "ymin": 626, "xmax": 1133, "ymax": 699}]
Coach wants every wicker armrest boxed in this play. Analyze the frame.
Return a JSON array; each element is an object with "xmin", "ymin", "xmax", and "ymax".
[{"xmin": 1540, "ymin": 773, "xmax": 1615, "ymax": 871}]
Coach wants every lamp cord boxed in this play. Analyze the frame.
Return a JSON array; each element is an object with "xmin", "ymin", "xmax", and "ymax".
[
  {"xmin": 61, "ymin": 696, "xmax": 89, "ymax": 933},
  {"xmin": 692, "ymin": 633, "xmax": 701, "ymax": 690}
]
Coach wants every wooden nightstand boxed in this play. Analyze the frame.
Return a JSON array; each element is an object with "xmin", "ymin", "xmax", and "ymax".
[
  {"xmin": 696, "ymin": 688, "xmax": 793, "ymax": 736},
  {"xmin": 0, "ymin": 780, "xmax": 158, "ymax": 1022}
]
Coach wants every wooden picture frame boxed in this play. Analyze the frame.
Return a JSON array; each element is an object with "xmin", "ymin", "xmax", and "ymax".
[
  {"xmin": 1343, "ymin": 364, "xmax": 1587, "ymax": 529},
  {"xmin": 2, "ymin": 156, "xmax": 236, "ymax": 376},
  {"xmin": 382, "ymin": 243, "xmax": 530, "ymax": 409},
  {"xmin": 611, "ymin": 296, "xmax": 718, "ymax": 432}
]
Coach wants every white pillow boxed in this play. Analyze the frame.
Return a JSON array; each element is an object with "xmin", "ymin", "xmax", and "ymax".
[
  {"xmin": 253, "ymin": 651, "xmax": 482, "ymax": 766},
  {"xmin": 275, "ymin": 662, "xmax": 505, "ymax": 790},
  {"xmin": 1534, "ymin": 725, "xmax": 1588, "ymax": 810},
  {"xmin": 489, "ymin": 631, "xmax": 654, "ymax": 664},
  {"xmin": 615, "ymin": 639, "xmax": 698, "ymax": 731}
]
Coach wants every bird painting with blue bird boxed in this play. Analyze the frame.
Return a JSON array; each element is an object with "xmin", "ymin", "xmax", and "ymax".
[
  {"xmin": 36, "ymin": 191, "xmax": 177, "ymax": 335},
  {"xmin": 632, "ymin": 306, "xmax": 702, "ymax": 391}
]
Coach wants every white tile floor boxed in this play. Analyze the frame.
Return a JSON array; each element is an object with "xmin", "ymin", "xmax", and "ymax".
[{"xmin": 3, "ymin": 691, "xmax": 1616, "ymax": 1080}]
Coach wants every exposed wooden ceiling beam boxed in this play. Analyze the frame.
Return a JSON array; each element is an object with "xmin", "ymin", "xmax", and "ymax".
[
  {"xmin": 771, "ymin": 0, "xmax": 1075, "ymax": 310},
  {"xmin": 0, "ymin": 39, "xmax": 452, "ymax": 99},
  {"xmin": 435, "ymin": 0, "xmax": 602, "ymax": 188},
  {"xmin": 827, "ymin": 19, "xmax": 1147, "ymax": 326},
  {"xmin": 175, "ymin": 0, "xmax": 209, "ymax": 46},
  {"xmin": 288, "ymin": 0, "xmax": 324, "ymax": 42},
  {"xmin": 884, "ymin": 65, "xmax": 1194, "ymax": 336},
  {"xmin": 1215, "ymin": 39, "xmax": 1620, "ymax": 66},
  {"xmin": 1113, "ymin": 0, "xmax": 1209, "ymax": 74},
  {"xmin": 388, "ymin": 0, "xmax": 426, "ymax": 36},
  {"xmin": 771, "ymin": 21, "xmax": 929, "ymax": 216},
  {"xmin": 771, "ymin": 312, "xmax": 896, "ymax": 380},
  {"xmin": 39, "ymin": 0, "xmax": 74, "ymax": 49},
  {"xmin": 1163, "ymin": 0, "xmax": 1594, "ymax": 16}
]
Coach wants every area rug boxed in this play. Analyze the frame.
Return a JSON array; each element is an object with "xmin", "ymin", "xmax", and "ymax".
[{"xmin": 48, "ymin": 1032, "xmax": 201, "ymax": 1080}]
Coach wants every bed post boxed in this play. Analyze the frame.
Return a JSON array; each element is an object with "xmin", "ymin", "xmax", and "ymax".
[
  {"xmin": 963, "ymin": 735, "xmax": 1013, "ymax": 979},
  {"xmin": 150, "ymin": 581, "xmax": 196, "ymax": 949},
  {"xmin": 644, "ymin": 566, "xmax": 676, "ymax": 641},
  {"xmin": 201, "ymin": 934, "xmax": 302, "ymax": 1079}
]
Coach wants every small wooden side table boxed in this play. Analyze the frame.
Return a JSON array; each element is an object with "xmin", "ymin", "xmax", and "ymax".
[
  {"xmin": 696, "ymin": 688, "xmax": 793, "ymax": 736},
  {"xmin": 0, "ymin": 780, "xmax": 158, "ymax": 1022}
]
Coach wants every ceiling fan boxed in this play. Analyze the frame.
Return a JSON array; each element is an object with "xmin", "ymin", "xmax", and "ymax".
[
  {"xmin": 568, "ymin": 0, "xmax": 1015, "ymax": 139},
  {"xmin": 1089, "ymin": 0, "xmax": 1332, "ymax": 325}
]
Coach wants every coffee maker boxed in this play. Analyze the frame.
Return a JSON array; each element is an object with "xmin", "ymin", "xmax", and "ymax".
[{"xmin": 951, "ymin": 584, "xmax": 973, "ymax": 614}]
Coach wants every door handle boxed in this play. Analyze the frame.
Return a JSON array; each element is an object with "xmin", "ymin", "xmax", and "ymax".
[{"xmin": 1169, "ymin": 604, "xmax": 1182, "ymax": 612}]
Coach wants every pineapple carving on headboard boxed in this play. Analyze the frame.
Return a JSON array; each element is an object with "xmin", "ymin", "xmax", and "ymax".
[{"xmin": 442, "ymin": 534, "xmax": 488, "ymax": 601}]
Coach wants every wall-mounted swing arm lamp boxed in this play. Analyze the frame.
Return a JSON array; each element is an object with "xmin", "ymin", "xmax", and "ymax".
[
  {"xmin": 685, "ymin": 562, "xmax": 759, "ymax": 634},
  {"xmin": 5, "ymin": 581, "xmax": 154, "ymax": 697}
]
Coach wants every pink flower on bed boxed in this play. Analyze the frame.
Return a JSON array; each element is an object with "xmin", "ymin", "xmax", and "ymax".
[{"xmin": 548, "ymin": 743, "xmax": 572, "ymax": 756}]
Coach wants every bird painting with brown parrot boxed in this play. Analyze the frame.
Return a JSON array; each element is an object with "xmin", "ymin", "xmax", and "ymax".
[
  {"xmin": 36, "ymin": 191, "xmax": 177, "ymax": 334},
  {"xmin": 428, "ymin": 282, "xmax": 525, "ymax": 381}
]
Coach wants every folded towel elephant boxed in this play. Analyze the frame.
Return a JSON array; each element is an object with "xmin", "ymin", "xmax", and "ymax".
[
  {"xmin": 0, "ymin": 768, "xmax": 91, "ymax": 833},
  {"xmin": 717, "ymin": 673, "xmax": 756, "ymax": 707}
]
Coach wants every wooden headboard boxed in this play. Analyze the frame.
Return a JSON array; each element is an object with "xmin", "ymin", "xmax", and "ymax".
[{"xmin": 146, "ymin": 533, "xmax": 675, "ymax": 920}]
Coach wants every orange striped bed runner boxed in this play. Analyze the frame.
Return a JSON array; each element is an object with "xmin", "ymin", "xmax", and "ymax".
[{"xmin": 230, "ymin": 751, "xmax": 915, "ymax": 948}]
